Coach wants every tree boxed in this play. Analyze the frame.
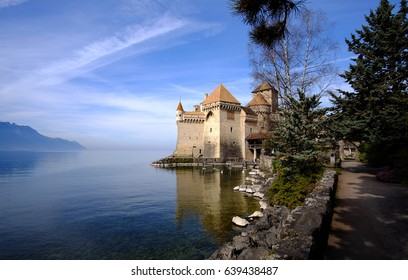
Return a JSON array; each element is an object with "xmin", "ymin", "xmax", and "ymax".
[
  {"xmin": 250, "ymin": 9, "xmax": 338, "ymax": 107},
  {"xmin": 266, "ymin": 90, "xmax": 328, "ymax": 207},
  {"xmin": 268, "ymin": 90, "xmax": 328, "ymax": 179},
  {"xmin": 230, "ymin": 0, "xmax": 305, "ymax": 48},
  {"xmin": 330, "ymin": 0, "xmax": 408, "ymax": 167}
]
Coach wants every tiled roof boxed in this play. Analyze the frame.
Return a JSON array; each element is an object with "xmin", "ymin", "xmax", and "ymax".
[
  {"xmin": 202, "ymin": 84, "xmax": 240, "ymax": 105},
  {"xmin": 184, "ymin": 111, "xmax": 205, "ymax": 116},
  {"xmin": 246, "ymin": 131, "xmax": 272, "ymax": 140},
  {"xmin": 241, "ymin": 106, "xmax": 257, "ymax": 116},
  {"xmin": 252, "ymin": 81, "xmax": 273, "ymax": 93},
  {"xmin": 176, "ymin": 101, "xmax": 184, "ymax": 111},
  {"xmin": 247, "ymin": 94, "xmax": 270, "ymax": 107}
]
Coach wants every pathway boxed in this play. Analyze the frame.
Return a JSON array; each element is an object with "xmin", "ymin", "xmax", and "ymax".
[{"xmin": 325, "ymin": 161, "xmax": 408, "ymax": 259}]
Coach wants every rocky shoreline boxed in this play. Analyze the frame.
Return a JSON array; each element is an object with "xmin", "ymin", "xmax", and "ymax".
[{"xmin": 209, "ymin": 167, "xmax": 338, "ymax": 260}]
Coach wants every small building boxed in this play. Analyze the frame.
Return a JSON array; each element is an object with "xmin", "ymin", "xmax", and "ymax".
[{"xmin": 174, "ymin": 82, "xmax": 279, "ymax": 162}]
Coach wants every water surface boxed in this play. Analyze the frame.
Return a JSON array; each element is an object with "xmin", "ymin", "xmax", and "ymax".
[{"xmin": 0, "ymin": 150, "xmax": 258, "ymax": 259}]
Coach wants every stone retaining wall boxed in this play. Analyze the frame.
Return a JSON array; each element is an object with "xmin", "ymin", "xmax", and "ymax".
[{"xmin": 209, "ymin": 169, "xmax": 338, "ymax": 260}]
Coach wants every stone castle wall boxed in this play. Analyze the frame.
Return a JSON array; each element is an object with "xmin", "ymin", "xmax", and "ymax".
[{"xmin": 175, "ymin": 121, "xmax": 204, "ymax": 157}]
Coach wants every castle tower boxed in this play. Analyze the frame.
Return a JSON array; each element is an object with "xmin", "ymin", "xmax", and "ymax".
[
  {"xmin": 176, "ymin": 101, "xmax": 184, "ymax": 122},
  {"xmin": 247, "ymin": 93, "xmax": 271, "ymax": 131},
  {"xmin": 251, "ymin": 81, "xmax": 279, "ymax": 113},
  {"xmin": 201, "ymin": 84, "xmax": 242, "ymax": 160}
]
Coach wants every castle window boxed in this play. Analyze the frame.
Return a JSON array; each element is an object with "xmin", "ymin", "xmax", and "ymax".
[
  {"xmin": 250, "ymin": 128, "xmax": 253, "ymax": 133},
  {"xmin": 210, "ymin": 128, "xmax": 212, "ymax": 133},
  {"xmin": 230, "ymin": 127, "xmax": 233, "ymax": 132}
]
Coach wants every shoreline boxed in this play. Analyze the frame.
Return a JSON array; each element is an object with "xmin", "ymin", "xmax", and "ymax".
[
  {"xmin": 152, "ymin": 155, "xmax": 338, "ymax": 260},
  {"xmin": 209, "ymin": 168, "xmax": 338, "ymax": 260}
]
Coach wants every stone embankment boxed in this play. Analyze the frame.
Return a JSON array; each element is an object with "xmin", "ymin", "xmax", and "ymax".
[{"xmin": 209, "ymin": 168, "xmax": 338, "ymax": 260}]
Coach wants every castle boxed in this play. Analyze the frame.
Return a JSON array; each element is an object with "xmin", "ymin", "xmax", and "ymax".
[{"xmin": 175, "ymin": 82, "xmax": 279, "ymax": 162}]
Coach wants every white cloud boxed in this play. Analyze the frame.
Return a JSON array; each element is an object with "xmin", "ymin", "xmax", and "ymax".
[
  {"xmin": 38, "ymin": 16, "xmax": 186, "ymax": 85},
  {"xmin": 0, "ymin": 0, "xmax": 27, "ymax": 9}
]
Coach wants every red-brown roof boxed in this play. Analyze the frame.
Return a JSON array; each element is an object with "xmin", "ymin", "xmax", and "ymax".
[
  {"xmin": 176, "ymin": 101, "xmax": 184, "ymax": 111},
  {"xmin": 247, "ymin": 93, "xmax": 270, "ymax": 107},
  {"xmin": 202, "ymin": 84, "xmax": 240, "ymax": 105},
  {"xmin": 252, "ymin": 81, "xmax": 274, "ymax": 93}
]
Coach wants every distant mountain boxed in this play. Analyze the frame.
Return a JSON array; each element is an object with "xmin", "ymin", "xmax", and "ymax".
[{"xmin": 0, "ymin": 122, "xmax": 86, "ymax": 151}]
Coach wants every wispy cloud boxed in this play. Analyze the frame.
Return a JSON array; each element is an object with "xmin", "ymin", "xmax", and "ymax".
[
  {"xmin": 0, "ymin": 0, "xmax": 27, "ymax": 9},
  {"xmin": 37, "ymin": 16, "xmax": 186, "ymax": 85}
]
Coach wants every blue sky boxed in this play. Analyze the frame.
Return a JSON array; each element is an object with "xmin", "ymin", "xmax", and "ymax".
[{"xmin": 0, "ymin": 0, "xmax": 401, "ymax": 149}]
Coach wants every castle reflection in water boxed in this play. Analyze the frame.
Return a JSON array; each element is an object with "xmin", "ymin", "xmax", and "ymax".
[{"xmin": 174, "ymin": 166, "xmax": 259, "ymax": 242}]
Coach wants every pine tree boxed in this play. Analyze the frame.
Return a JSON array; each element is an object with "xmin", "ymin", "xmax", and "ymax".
[
  {"xmin": 330, "ymin": 0, "xmax": 408, "ymax": 166},
  {"xmin": 266, "ymin": 90, "xmax": 328, "ymax": 208},
  {"xmin": 230, "ymin": 0, "xmax": 305, "ymax": 47},
  {"xmin": 269, "ymin": 90, "xmax": 328, "ymax": 181}
]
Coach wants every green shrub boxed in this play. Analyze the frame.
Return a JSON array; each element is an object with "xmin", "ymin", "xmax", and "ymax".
[{"xmin": 268, "ymin": 173, "xmax": 321, "ymax": 209}]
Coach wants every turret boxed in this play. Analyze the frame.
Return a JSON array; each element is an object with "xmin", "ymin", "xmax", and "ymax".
[{"xmin": 176, "ymin": 101, "xmax": 184, "ymax": 122}]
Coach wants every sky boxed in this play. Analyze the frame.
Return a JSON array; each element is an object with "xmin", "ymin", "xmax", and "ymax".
[{"xmin": 0, "ymin": 0, "xmax": 402, "ymax": 150}]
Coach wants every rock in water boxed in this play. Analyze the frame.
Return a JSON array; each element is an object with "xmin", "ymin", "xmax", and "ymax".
[
  {"xmin": 253, "ymin": 192, "xmax": 264, "ymax": 199},
  {"xmin": 248, "ymin": 211, "xmax": 264, "ymax": 218},
  {"xmin": 259, "ymin": 200, "xmax": 269, "ymax": 210},
  {"xmin": 232, "ymin": 216, "xmax": 250, "ymax": 227}
]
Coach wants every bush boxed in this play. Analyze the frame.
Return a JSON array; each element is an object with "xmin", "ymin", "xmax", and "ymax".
[{"xmin": 268, "ymin": 174, "xmax": 319, "ymax": 209}]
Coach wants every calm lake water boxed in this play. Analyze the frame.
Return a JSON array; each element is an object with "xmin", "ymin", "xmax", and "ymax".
[{"xmin": 0, "ymin": 150, "xmax": 259, "ymax": 259}]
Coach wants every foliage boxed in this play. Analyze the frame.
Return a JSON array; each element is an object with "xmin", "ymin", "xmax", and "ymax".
[
  {"xmin": 265, "ymin": 90, "xmax": 327, "ymax": 208},
  {"xmin": 250, "ymin": 9, "xmax": 338, "ymax": 104},
  {"xmin": 267, "ymin": 90, "xmax": 328, "ymax": 181},
  {"xmin": 329, "ymin": 0, "xmax": 408, "ymax": 168},
  {"xmin": 230, "ymin": 0, "xmax": 305, "ymax": 48},
  {"xmin": 268, "ymin": 172, "xmax": 320, "ymax": 209}
]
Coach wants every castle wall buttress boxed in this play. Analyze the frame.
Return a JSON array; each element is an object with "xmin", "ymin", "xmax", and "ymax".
[{"xmin": 202, "ymin": 109, "xmax": 220, "ymax": 159}]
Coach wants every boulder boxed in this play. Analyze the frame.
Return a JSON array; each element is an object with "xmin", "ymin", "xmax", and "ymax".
[
  {"xmin": 248, "ymin": 211, "xmax": 264, "ymax": 218},
  {"xmin": 232, "ymin": 216, "xmax": 250, "ymax": 227},
  {"xmin": 245, "ymin": 187, "xmax": 255, "ymax": 194},
  {"xmin": 237, "ymin": 247, "xmax": 270, "ymax": 260},
  {"xmin": 259, "ymin": 200, "xmax": 269, "ymax": 210},
  {"xmin": 253, "ymin": 192, "xmax": 264, "ymax": 199}
]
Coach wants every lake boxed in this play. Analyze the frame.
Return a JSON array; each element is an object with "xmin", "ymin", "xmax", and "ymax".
[{"xmin": 0, "ymin": 150, "xmax": 259, "ymax": 259}]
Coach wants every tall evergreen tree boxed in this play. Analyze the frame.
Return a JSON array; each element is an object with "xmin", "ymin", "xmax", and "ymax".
[
  {"xmin": 268, "ymin": 90, "xmax": 328, "ymax": 180},
  {"xmin": 266, "ymin": 90, "xmax": 328, "ymax": 208},
  {"xmin": 330, "ymin": 0, "xmax": 408, "ymax": 166},
  {"xmin": 230, "ymin": 0, "xmax": 305, "ymax": 47}
]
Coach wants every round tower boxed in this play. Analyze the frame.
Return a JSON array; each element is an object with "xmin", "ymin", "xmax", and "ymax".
[{"xmin": 176, "ymin": 101, "xmax": 184, "ymax": 122}]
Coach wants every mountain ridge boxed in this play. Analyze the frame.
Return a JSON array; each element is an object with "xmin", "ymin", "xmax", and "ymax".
[{"xmin": 0, "ymin": 121, "xmax": 86, "ymax": 151}]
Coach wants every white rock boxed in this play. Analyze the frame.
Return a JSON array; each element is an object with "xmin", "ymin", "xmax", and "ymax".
[
  {"xmin": 245, "ymin": 187, "xmax": 255, "ymax": 194},
  {"xmin": 249, "ymin": 171, "xmax": 258, "ymax": 175},
  {"xmin": 239, "ymin": 186, "xmax": 247, "ymax": 192},
  {"xmin": 233, "ymin": 186, "xmax": 240, "ymax": 191},
  {"xmin": 248, "ymin": 211, "xmax": 264, "ymax": 218},
  {"xmin": 253, "ymin": 192, "xmax": 265, "ymax": 199},
  {"xmin": 232, "ymin": 216, "xmax": 250, "ymax": 227},
  {"xmin": 259, "ymin": 200, "xmax": 269, "ymax": 210}
]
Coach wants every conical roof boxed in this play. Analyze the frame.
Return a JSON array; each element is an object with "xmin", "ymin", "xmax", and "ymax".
[
  {"xmin": 247, "ymin": 93, "xmax": 270, "ymax": 106},
  {"xmin": 252, "ymin": 81, "xmax": 273, "ymax": 93},
  {"xmin": 176, "ymin": 101, "xmax": 184, "ymax": 111},
  {"xmin": 202, "ymin": 84, "xmax": 240, "ymax": 105}
]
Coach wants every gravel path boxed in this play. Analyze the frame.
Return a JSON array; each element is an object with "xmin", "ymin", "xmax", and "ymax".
[{"xmin": 325, "ymin": 161, "xmax": 408, "ymax": 259}]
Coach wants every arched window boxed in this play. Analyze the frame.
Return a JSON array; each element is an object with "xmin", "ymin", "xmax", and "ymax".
[{"xmin": 206, "ymin": 111, "xmax": 214, "ymax": 121}]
